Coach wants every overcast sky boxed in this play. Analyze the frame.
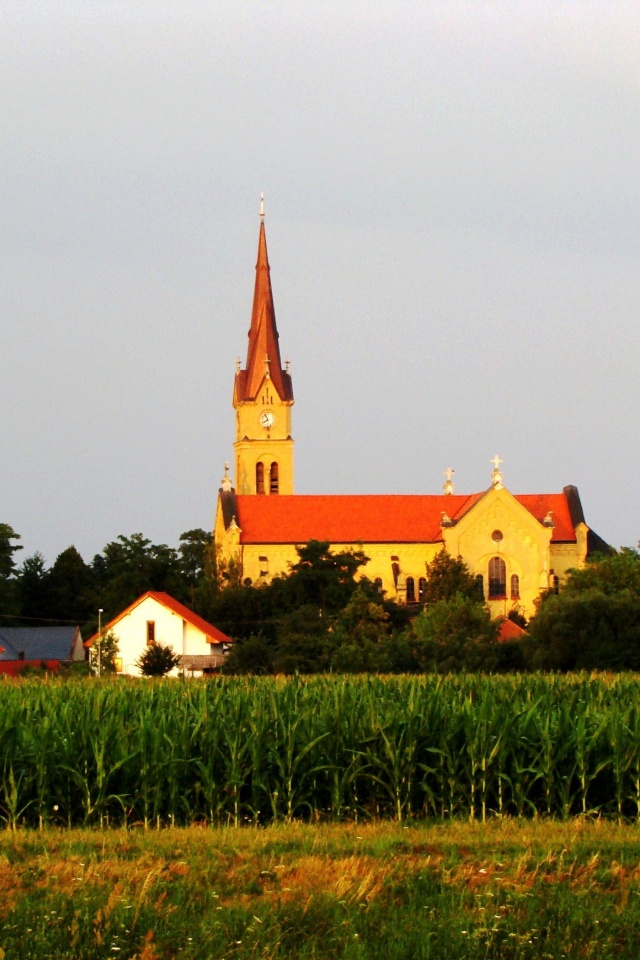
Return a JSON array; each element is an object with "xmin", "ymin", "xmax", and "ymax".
[{"xmin": 1, "ymin": 1, "xmax": 638, "ymax": 565}]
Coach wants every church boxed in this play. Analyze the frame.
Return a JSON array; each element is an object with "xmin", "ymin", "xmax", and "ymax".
[{"xmin": 214, "ymin": 208, "xmax": 608, "ymax": 620}]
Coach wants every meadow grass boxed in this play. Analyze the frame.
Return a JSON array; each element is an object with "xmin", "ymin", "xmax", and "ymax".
[{"xmin": 1, "ymin": 820, "xmax": 640, "ymax": 958}]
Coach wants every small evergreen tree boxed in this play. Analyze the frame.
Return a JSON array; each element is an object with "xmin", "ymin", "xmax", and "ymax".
[{"xmin": 136, "ymin": 641, "xmax": 181, "ymax": 677}]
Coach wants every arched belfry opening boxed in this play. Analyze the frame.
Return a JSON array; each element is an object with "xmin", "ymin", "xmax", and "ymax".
[{"xmin": 270, "ymin": 462, "xmax": 279, "ymax": 494}]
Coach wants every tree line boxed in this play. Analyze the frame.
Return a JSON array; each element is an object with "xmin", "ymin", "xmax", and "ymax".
[{"xmin": 1, "ymin": 522, "xmax": 639, "ymax": 673}]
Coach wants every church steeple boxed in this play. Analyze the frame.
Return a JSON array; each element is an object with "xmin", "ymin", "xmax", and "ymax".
[
  {"xmin": 232, "ymin": 201, "xmax": 295, "ymax": 496},
  {"xmin": 235, "ymin": 210, "xmax": 293, "ymax": 405}
]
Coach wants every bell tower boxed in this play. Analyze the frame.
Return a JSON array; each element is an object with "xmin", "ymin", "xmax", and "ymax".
[{"xmin": 232, "ymin": 199, "xmax": 294, "ymax": 495}]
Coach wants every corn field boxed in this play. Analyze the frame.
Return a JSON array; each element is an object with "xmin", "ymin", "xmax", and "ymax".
[{"xmin": 2, "ymin": 674, "xmax": 640, "ymax": 828}]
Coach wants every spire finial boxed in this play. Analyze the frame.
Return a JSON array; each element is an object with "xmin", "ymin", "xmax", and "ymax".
[
  {"xmin": 220, "ymin": 462, "xmax": 233, "ymax": 493},
  {"xmin": 490, "ymin": 454, "xmax": 504, "ymax": 489},
  {"xmin": 443, "ymin": 466, "xmax": 455, "ymax": 496},
  {"xmin": 260, "ymin": 192, "xmax": 265, "ymax": 219}
]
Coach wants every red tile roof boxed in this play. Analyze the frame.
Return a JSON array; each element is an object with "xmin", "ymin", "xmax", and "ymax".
[
  {"xmin": 86, "ymin": 592, "xmax": 232, "ymax": 647},
  {"xmin": 515, "ymin": 494, "xmax": 576, "ymax": 541},
  {"xmin": 233, "ymin": 492, "xmax": 576, "ymax": 544},
  {"xmin": 497, "ymin": 619, "xmax": 527, "ymax": 642}
]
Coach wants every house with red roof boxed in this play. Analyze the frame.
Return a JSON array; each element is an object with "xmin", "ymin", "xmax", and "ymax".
[
  {"xmin": 214, "ymin": 208, "xmax": 609, "ymax": 620},
  {"xmin": 85, "ymin": 592, "xmax": 232, "ymax": 676}
]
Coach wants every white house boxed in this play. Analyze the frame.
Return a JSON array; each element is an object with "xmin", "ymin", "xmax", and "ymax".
[{"xmin": 86, "ymin": 591, "xmax": 232, "ymax": 676}]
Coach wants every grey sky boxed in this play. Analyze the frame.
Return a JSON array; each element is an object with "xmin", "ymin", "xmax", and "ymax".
[{"xmin": 1, "ymin": 1, "xmax": 638, "ymax": 564}]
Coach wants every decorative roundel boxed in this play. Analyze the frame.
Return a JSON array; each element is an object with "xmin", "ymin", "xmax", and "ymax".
[{"xmin": 492, "ymin": 530, "xmax": 504, "ymax": 542}]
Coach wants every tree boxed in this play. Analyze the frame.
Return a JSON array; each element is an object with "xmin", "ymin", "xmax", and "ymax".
[
  {"xmin": 136, "ymin": 641, "xmax": 181, "ymax": 676},
  {"xmin": 330, "ymin": 586, "xmax": 392, "ymax": 672},
  {"xmin": 16, "ymin": 552, "xmax": 50, "ymax": 622},
  {"xmin": 526, "ymin": 547, "xmax": 640, "ymax": 671},
  {"xmin": 89, "ymin": 630, "xmax": 120, "ymax": 675},
  {"xmin": 203, "ymin": 541, "xmax": 375, "ymax": 648},
  {"xmin": 94, "ymin": 533, "xmax": 187, "ymax": 618},
  {"xmin": 47, "ymin": 546, "xmax": 96, "ymax": 625},
  {"xmin": 561, "ymin": 546, "xmax": 640, "ymax": 597},
  {"xmin": 409, "ymin": 593, "xmax": 501, "ymax": 672},
  {"xmin": 178, "ymin": 529, "xmax": 214, "ymax": 587},
  {"xmin": 221, "ymin": 635, "xmax": 275, "ymax": 675},
  {"xmin": 0, "ymin": 523, "xmax": 22, "ymax": 618},
  {"xmin": 273, "ymin": 605, "xmax": 332, "ymax": 673},
  {"xmin": 280, "ymin": 540, "xmax": 369, "ymax": 614},
  {"xmin": 421, "ymin": 549, "xmax": 481, "ymax": 604}
]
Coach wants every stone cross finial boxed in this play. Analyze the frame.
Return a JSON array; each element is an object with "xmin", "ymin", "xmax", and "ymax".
[
  {"xmin": 443, "ymin": 466, "xmax": 455, "ymax": 495},
  {"xmin": 221, "ymin": 462, "xmax": 233, "ymax": 492},
  {"xmin": 490, "ymin": 454, "xmax": 504, "ymax": 489},
  {"xmin": 285, "ymin": 358, "xmax": 291, "ymax": 373},
  {"xmin": 260, "ymin": 192, "xmax": 265, "ymax": 218},
  {"xmin": 235, "ymin": 357, "xmax": 241, "ymax": 373}
]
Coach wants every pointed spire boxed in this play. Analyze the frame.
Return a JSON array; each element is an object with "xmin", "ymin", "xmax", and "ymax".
[{"xmin": 236, "ymin": 205, "xmax": 293, "ymax": 403}]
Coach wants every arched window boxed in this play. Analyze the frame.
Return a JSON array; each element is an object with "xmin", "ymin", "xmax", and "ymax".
[
  {"xmin": 488, "ymin": 557, "xmax": 507, "ymax": 599},
  {"xmin": 256, "ymin": 462, "xmax": 265, "ymax": 494},
  {"xmin": 510, "ymin": 574, "xmax": 520, "ymax": 598},
  {"xmin": 391, "ymin": 556, "xmax": 400, "ymax": 588},
  {"xmin": 475, "ymin": 575, "xmax": 485, "ymax": 600},
  {"xmin": 552, "ymin": 575, "xmax": 560, "ymax": 594},
  {"xmin": 418, "ymin": 577, "xmax": 427, "ymax": 601},
  {"xmin": 406, "ymin": 577, "xmax": 415, "ymax": 602},
  {"xmin": 270, "ymin": 462, "xmax": 279, "ymax": 494},
  {"xmin": 374, "ymin": 577, "xmax": 383, "ymax": 591}
]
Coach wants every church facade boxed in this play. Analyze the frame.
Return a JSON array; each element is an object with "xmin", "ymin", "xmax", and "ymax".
[{"xmin": 214, "ymin": 212, "xmax": 607, "ymax": 619}]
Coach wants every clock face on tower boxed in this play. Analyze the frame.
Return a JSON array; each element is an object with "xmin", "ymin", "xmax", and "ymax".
[{"xmin": 259, "ymin": 411, "xmax": 276, "ymax": 430}]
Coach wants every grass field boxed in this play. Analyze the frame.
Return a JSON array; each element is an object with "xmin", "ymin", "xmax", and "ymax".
[{"xmin": 2, "ymin": 820, "xmax": 640, "ymax": 959}]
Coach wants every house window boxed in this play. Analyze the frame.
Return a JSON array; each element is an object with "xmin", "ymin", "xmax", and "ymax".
[
  {"xmin": 552, "ymin": 575, "xmax": 560, "ymax": 594},
  {"xmin": 256, "ymin": 462, "xmax": 265, "ymax": 494},
  {"xmin": 406, "ymin": 577, "xmax": 415, "ymax": 602},
  {"xmin": 510, "ymin": 574, "xmax": 520, "ymax": 598},
  {"xmin": 146, "ymin": 621, "xmax": 155, "ymax": 645},
  {"xmin": 390, "ymin": 556, "xmax": 400, "ymax": 588},
  {"xmin": 488, "ymin": 557, "xmax": 507, "ymax": 599},
  {"xmin": 259, "ymin": 555, "xmax": 269, "ymax": 577},
  {"xmin": 418, "ymin": 577, "xmax": 427, "ymax": 601},
  {"xmin": 270, "ymin": 462, "xmax": 279, "ymax": 494},
  {"xmin": 374, "ymin": 577, "xmax": 383, "ymax": 590}
]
